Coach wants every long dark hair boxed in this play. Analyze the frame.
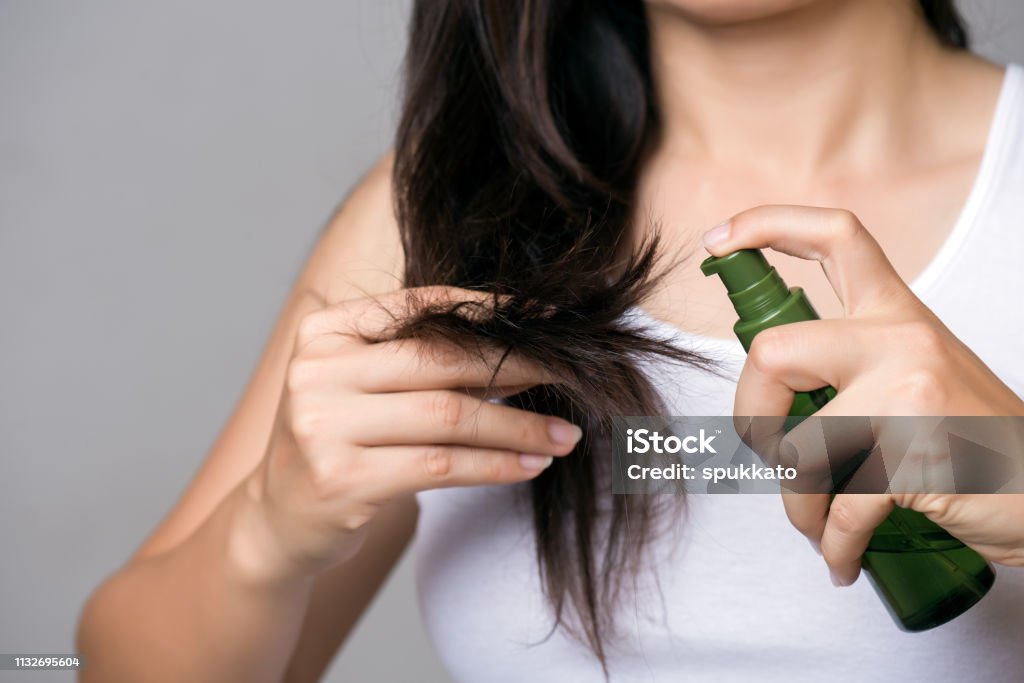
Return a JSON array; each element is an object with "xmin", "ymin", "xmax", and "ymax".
[{"xmin": 389, "ymin": 0, "xmax": 969, "ymax": 672}]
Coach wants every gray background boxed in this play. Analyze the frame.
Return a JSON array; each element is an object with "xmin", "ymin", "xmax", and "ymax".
[{"xmin": 0, "ymin": 1, "xmax": 1022, "ymax": 681}]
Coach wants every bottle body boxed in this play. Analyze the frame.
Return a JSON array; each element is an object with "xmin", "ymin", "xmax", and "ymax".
[
  {"xmin": 703, "ymin": 251, "xmax": 994, "ymax": 631},
  {"xmin": 782, "ymin": 363, "xmax": 995, "ymax": 631},
  {"xmin": 859, "ymin": 510, "xmax": 994, "ymax": 631}
]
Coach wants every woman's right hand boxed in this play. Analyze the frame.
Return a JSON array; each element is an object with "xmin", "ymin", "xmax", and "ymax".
[{"xmin": 230, "ymin": 286, "xmax": 582, "ymax": 585}]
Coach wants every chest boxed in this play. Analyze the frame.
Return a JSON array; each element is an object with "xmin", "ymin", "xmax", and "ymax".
[{"xmin": 632, "ymin": 153, "xmax": 983, "ymax": 340}]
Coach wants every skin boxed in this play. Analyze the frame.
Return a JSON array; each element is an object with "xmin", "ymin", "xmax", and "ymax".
[
  {"xmin": 76, "ymin": 1, "xmax": 1024, "ymax": 680},
  {"xmin": 638, "ymin": 0, "xmax": 1005, "ymax": 337},
  {"xmin": 702, "ymin": 205, "xmax": 1024, "ymax": 586},
  {"xmin": 636, "ymin": 0, "xmax": 1024, "ymax": 585}
]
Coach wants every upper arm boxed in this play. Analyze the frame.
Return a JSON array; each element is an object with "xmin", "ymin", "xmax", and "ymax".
[
  {"xmin": 133, "ymin": 152, "xmax": 407, "ymax": 562},
  {"xmin": 126, "ymin": 152, "xmax": 419, "ymax": 681}
]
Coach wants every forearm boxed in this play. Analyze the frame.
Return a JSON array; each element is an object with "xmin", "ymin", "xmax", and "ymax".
[{"xmin": 76, "ymin": 478, "xmax": 315, "ymax": 683}]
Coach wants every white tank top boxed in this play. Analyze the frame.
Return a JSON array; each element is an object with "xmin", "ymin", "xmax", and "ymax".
[{"xmin": 412, "ymin": 63, "xmax": 1024, "ymax": 682}]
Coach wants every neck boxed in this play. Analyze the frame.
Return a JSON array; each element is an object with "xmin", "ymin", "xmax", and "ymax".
[{"xmin": 646, "ymin": 0, "xmax": 952, "ymax": 182}]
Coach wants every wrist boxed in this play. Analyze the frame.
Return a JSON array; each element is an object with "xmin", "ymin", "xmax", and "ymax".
[{"xmin": 222, "ymin": 469, "xmax": 318, "ymax": 592}]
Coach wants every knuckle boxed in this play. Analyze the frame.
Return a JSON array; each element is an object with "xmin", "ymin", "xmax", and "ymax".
[
  {"xmin": 296, "ymin": 309, "xmax": 329, "ymax": 342},
  {"xmin": 307, "ymin": 457, "xmax": 354, "ymax": 500},
  {"xmin": 826, "ymin": 209, "xmax": 863, "ymax": 242},
  {"xmin": 289, "ymin": 408, "xmax": 324, "ymax": 448},
  {"xmin": 897, "ymin": 370, "xmax": 948, "ymax": 412},
  {"xmin": 428, "ymin": 391, "xmax": 464, "ymax": 430},
  {"xmin": 924, "ymin": 494, "xmax": 953, "ymax": 520},
  {"xmin": 823, "ymin": 497, "xmax": 864, "ymax": 544},
  {"xmin": 297, "ymin": 303, "xmax": 360, "ymax": 344},
  {"xmin": 827, "ymin": 499, "xmax": 861, "ymax": 538},
  {"xmin": 899, "ymin": 321, "xmax": 946, "ymax": 356},
  {"xmin": 423, "ymin": 444, "xmax": 455, "ymax": 480},
  {"xmin": 747, "ymin": 327, "xmax": 789, "ymax": 376},
  {"xmin": 285, "ymin": 358, "xmax": 321, "ymax": 395},
  {"xmin": 910, "ymin": 493, "xmax": 953, "ymax": 521}
]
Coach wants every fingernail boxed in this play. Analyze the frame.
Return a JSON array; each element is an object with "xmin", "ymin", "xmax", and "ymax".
[
  {"xmin": 829, "ymin": 568, "xmax": 851, "ymax": 587},
  {"xmin": 702, "ymin": 221, "xmax": 731, "ymax": 247},
  {"xmin": 548, "ymin": 421, "xmax": 583, "ymax": 446},
  {"xmin": 519, "ymin": 454, "xmax": 554, "ymax": 470}
]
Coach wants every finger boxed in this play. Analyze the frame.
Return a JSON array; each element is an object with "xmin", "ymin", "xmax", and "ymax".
[
  {"xmin": 350, "ymin": 390, "xmax": 583, "ymax": 455},
  {"xmin": 883, "ymin": 418, "xmax": 956, "ymax": 496},
  {"xmin": 821, "ymin": 493, "xmax": 895, "ymax": 586},
  {"xmin": 781, "ymin": 491, "xmax": 831, "ymax": 556},
  {"xmin": 777, "ymin": 404, "xmax": 872, "ymax": 547},
  {"xmin": 296, "ymin": 286, "xmax": 501, "ymax": 352},
  {"xmin": 919, "ymin": 428, "xmax": 957, "ymax": 495},
  {"xmin": 461, "ymin": 384, "xmax": 537, "ymax": 400},
  {"xmin": 782, "ymin": 410, "xmax": 876, "ymax": 493},
  {"xmin": 342, "ymin": 338, "xmax": 558, "ymax": 393},
  {"xmin": 348, "ymin": 444, "xmax": 560, "ymax": 500},
  {"xmin": 703, "ymin": 205, "xmax": 913, "ymax": 315},
  {"xmin": 734, "ymin": 319, "xmax": 864, "ymax": 417},
  {"xmin": 733, "ymin": 320, "xmax": 860, "ymax": 503},
  {"xmin": 779, "ymin": 415, "xmax": 875, "ymax": 556}
]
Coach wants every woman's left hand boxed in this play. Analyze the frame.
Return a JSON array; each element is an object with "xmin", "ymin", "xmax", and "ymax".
[{"xmin": 702, "ymin": 204, "xmax": 1024, "ymax": 586}]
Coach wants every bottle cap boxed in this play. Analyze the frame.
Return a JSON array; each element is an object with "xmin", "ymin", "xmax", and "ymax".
[
  {"xmin": 700, "ymin": 249, "xmax": 772, "ymax": 292},
  {"xmin": 700, "ymin": 249, "xmax": 790, "ymax": 320}
]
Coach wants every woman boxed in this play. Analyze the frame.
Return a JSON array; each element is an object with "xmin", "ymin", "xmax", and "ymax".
[{"xmin": 78, "ymin": 1, "xmax": 1024, "ymax": 681}]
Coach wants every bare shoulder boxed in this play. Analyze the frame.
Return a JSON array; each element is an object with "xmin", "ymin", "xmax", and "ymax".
[
  {"xmin": 130, "ymin": 151, "xmax": 409, "ymax": 561},
  {"xmin": 307, "ymin": 151, "xmax": 405, "ymax": 304},
  {"xmin": 940, "ymin": 52, "xmax": 1007, "ymax": 147}
]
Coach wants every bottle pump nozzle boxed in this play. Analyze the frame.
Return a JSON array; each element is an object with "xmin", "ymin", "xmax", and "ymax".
[{"xmin": 700, "ymin": 249, "xmax": 814, "ymax": 350}]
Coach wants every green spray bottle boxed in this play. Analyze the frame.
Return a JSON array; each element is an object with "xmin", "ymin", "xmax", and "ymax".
[{"xmin": 701, "ymin": 249, "xmax": 995, "ymax": 631}]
